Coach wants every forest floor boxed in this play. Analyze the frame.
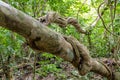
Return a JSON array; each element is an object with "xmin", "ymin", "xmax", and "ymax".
[
  {"xmin": 15, "ymin": 61, "xmax": 105, "ymax": 80},
  {"xmin": 0, "ymin": 54, "xmax": 107, "ymax": 80}
]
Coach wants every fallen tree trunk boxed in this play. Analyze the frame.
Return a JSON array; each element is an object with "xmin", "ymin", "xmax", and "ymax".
[{"xmin": 0, "ymin": 1, "xmax": 119, "ymax": 80}]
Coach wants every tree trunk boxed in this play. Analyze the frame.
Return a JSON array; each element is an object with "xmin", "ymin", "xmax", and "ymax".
[{"xmin": 0, "ymin": 1, "xmax": 119, "ymax": 80}]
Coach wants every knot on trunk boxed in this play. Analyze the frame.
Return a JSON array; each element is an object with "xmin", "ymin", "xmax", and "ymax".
[{"xmin": 64, "ymin": 36, "xmax": 92, "ymax": 75}]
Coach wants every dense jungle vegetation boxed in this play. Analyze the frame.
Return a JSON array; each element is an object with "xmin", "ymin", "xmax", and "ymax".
[{"xmin": 0, "ymin": 0, "xmax": 120, "ymax": 80}]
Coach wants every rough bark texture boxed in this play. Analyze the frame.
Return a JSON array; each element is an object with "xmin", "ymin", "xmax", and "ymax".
[
  {"xmin": 0, "ymin": 1, "xmax": 119, "ymax": 80},
  {"xmin": 37, "ymin": 12, "xmax": 87, "ymax": 34}
]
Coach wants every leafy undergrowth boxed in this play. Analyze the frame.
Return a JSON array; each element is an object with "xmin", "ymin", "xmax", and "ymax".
[
  {"xmin": 15, "ymin": 62, "xmax": 107, "ymax": 80},
  {"xmin": 11, "ymin": 53, "xmax": 107, "ymax": 80},
  {"xmin": 1, "ymin": 51, "xmax": 119, "ymax": 80}
]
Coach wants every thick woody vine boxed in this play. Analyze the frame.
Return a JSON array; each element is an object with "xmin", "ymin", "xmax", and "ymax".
[
  {"xmin": 37, "ymin": 12, "xmax": 113, "ymax": 77},
  {"xmin": 0, "ymin": 1, "xmax": 120, "ymax": 80}
]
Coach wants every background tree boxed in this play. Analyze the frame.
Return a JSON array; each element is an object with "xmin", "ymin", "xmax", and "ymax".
[{"xmin": 0, "ymin": 0, "xmax": 120, "ymax": 80}]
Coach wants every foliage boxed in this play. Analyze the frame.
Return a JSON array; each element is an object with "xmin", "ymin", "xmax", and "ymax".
[{"xmin": 0, "ymin": 0, "xmax": 120, "ymax": 79}]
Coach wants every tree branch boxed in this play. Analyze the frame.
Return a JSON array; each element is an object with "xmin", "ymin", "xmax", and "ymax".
[{"xmin": 0, "ymin": 1, "xmax": 119, "ymax": 80}]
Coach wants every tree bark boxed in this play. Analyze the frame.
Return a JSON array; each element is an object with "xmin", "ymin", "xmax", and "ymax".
[{"xmin": 0, "ymin": 1, "xmax": 119, "ymax": 80}]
